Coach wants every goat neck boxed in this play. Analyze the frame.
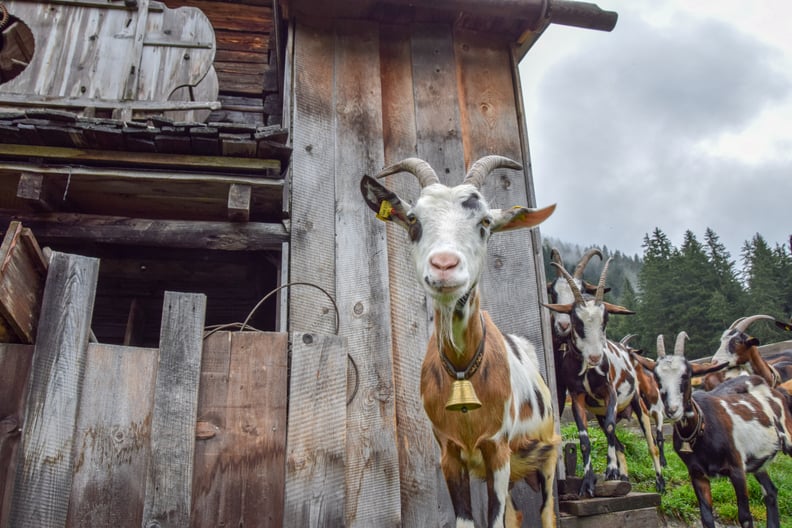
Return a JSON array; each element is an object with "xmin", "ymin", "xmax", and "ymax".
[{"xmin": 434, "ymin": 285, "xmax": 485, "ymax": 366}]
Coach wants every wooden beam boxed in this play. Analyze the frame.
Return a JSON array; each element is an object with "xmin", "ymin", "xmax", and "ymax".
[
  {"xmin": 0, "ymin": 144, "xmax": 280, "ymax": 174},
  {"xmin": 142, "ymin": 291, "xmax": 206, "ymax": 528},
  {"xmin": 0, "ymin": 212, "xmax": 288, "ymax": 251},
  {"xmin": 227, "ymin": 183, "xmax": 252, "ymax": 222},
  {"xmin": 8, "ymin": 252, "xmax": 99, "ymax": 527},
  {"xmin": 16, "ymin": 172, "xmax": 67, "ymax": 212}
]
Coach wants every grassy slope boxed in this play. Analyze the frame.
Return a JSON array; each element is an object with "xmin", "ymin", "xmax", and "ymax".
[{"xmin": 561, "ymin": 423, "xmax": 792, "ymax": 527}]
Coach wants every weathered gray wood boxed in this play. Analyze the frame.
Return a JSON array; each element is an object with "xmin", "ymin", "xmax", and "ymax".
[
  {"xmin": 0, "ymin": 344, "xmax": 33, "ymax": 528},
  {"xmin": 288, "ymin": 23, "xmax": 338, "ymax": 336},
  {"xmin": 191, "ymin": 331, "xmax": 288, "ymax": 528},
  {"xmin": 379, "ymin": 24, "xmax": 443, "ymax": 528},
  {"xmin": 284, "ymin": 333, "xmax": 347, "ymax": 528},
  {"xmin": 66, "ymin": 344, "xmax": 158, "ymax": 528},
  {"xmin": 410, "ymin": 25, "xmax": 466, "ymax": 183},
  {"xmin": 2, "ymin": 213, "xmax": 287, "ymax": 251},
  {"xmin": 142, "ymin": 291, "xmax": 206, "ymax": 528},
  {"xmin": 334, "ymin": 21, "xmax": 402, "ymax": 528},
  {"xmin": 559, "ymin": 507, "xmax": 659, "ymax": 528},
  {"xmin": 8, "ymin": 252, "xmax": 100, "ymax": 528},
  {"xmin": 16, "ymin": 172, "xmax": 66, "ymax": 212},
  {"xmin": 227, "ymin": 183, "xmax": 252, "ymax": 222},
  {"xmin": 559, "ymin": 493, "xmax": 661, "ymax": 517}
]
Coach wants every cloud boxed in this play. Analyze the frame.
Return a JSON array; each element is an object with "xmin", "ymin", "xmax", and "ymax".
[{"xmin": 526, "ymin": 7, "xmax": 792, "ymax": 258}]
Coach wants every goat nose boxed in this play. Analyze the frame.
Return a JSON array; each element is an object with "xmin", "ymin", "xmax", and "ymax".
[
  {"xmin": 430, "ymin": 252, "xmax": 460, "ymax": 271},
  {"xmin": 559, "ymin": 321, "xmax": 570, "ymax": 332}
]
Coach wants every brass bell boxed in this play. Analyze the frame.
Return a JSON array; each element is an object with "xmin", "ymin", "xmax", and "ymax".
[
  {"xmin": 679, "ymin": 440, "xmax": 693, "ymax": 453},
  {"xmin": 446, "ymin": 379, "xmax": 482, "ymax": 413}
]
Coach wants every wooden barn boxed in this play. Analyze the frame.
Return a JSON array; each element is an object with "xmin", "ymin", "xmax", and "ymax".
[{"xmin": 0, "ymin": 0, "xmax": 657, "ymax": 526}]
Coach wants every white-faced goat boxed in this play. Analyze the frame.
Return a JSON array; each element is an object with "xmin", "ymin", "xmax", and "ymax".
[
  {"xmin": 360, "ymin": 156, "xmax": 559, "ymax": 528},
  {"xmin": 703, "ymin": 315, "xmax": 792, "ymax": 390},
  {"xmin": 546, "ymin": 247, "xmax": 604, "ymax": 412},
  {"xmin": 543, "ymin": 260, "xmax": 665, "ymax": 496},
  {"xmin": 620, "ymin": 334, "xmax": 667, "ymax": 467},
  {"xmin": 632, "ymin": 332, "xmax": 792, "ymax": 528}
]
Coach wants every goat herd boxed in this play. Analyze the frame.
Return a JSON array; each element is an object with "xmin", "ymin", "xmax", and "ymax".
[{"xmin": 360, "ymin": 155, "xmax": 792, "ymax": 528}]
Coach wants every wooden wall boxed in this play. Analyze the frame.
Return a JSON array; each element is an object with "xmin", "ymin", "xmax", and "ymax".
[{"xmin": 286, "ymin": 18, "xmax": 555, "ymax": 527}]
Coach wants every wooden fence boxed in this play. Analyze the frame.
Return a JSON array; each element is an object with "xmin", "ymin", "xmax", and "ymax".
[{"xmin": 0, "ymin": 251, "xmax": 349, "ymax": 527}]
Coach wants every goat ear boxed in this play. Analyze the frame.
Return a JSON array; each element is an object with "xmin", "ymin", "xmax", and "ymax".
[
  {"xmin": 631, "ymin": 351, "xmax": 655, "ymax": 371},
  {"xmin": 746, "ymin": 336, "xmax": 761, "ymax": 347},
  {"xmin": 360, "ymin": 175, "xmax": 411, "ymax": 229},
  {"xmin": 542, "ymin": 302, "xmax": 573, "ymax": 314},
  {"xmin": 691, "ymin": 361, "xmax": 730, "ymax": 377},
  {"xmin": 490, "ymin": 204, "xmax": 556, "ymax": 232},
  {"xmin": 603, "ymin": 302, "xmax": 636, "ymax": 315},
  {"xmin": 775, "ymin": 319, "xmax": 792, "ymax": 332}
]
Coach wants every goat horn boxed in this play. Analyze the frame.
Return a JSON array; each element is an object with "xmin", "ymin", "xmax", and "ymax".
[
  {"xmin": 656, "ymin": 335, "xmax": 666, "ymax": 357},
  {"xmin": 462, "ymin": 155, "xmax": 522, "ymax": 189},
  {"xmin": 573, "ymin": 248, "xmax": 603, "ymax": 280},
  {"xmin": 727, "ymin": 316, "xmax": 747, "ymax": 331},
  {"xmin": 550, "ymin": 262, "xmax": 586, "ymax": 305},
  {"xmin": 734, "ymin": 314, "xmax": 775, "ymax": 333},
  {"xmin": 550, "ymin": 248, "xmax": 563, "ymax": 268},
  {"xmin": 620, "ymin": 334, "xmax": 638, "ymax": 346},
  {"xmin": 674, "ymin": 331, "xmax": 689, "ymax": 356},
  {"xmin": 594, "ymin": 257, "xmax": 613, "ymax": 304},
  {"xmin": 376, "ymin": 158, "xmax": 440, "ymax": 188}
]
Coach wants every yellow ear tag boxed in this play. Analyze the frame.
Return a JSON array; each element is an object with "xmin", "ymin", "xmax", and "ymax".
[{"xmin": 377, "ymin": 200, "xmax": 393, "ymax": 221}]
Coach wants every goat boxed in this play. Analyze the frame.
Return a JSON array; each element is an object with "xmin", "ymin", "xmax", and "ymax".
[
  {"xmin": 632, "ymin": 332, "xmax": 792, "ymax": 528},
  {"xmin": 703, "ymin": 315, "xmax": 792, "ymax": 390},
  {"xmin": 620, "ymin": 334, "xmax": 667, "ymax": 467},
  {"xmin": 360, "ymin": 156, "xmax": 560, "ymax": 528},
  {"xmin": 542, "ymin": 260, "xmax": 665, "ymax": 496},
  {"xmin": 546, "ymin": 247, "xmax": 604, "ymax": 413}
]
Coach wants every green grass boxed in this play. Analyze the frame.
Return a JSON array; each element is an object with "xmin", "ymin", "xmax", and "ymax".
[{"xmin": 560, "ymin": 423, "xmax": 792, "ymax": 527}]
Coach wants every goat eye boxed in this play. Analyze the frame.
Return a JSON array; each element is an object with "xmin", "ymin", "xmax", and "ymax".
[
  {"xmin": 480, "ymin": 217, "xmax": 491, "ymax": 228},
  {"xmin": 407, "ymin": 213, "xmax": 417, "ymax": 225}
]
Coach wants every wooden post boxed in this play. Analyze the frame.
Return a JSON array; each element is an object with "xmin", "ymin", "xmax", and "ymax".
[
  {"xmin": 142, "ymin": 291, "xmax": 206, "ymax": 528},
  {"xmin": 8, "ymin": 252, "xmax": 99, "ymax": 528}
]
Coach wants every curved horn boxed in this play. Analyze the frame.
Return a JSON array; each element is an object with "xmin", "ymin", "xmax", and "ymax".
[
  {"xmin": 573, "ymin": 248, "xmax": 603, "ymax": 280},
  {"xmin": 550, "ymin": 248, "xmax": 563, "ymax": 267},
  {"xmin": 594, "ymin": 257, "xmax": 613, "ymax": 304},
  {"xmin": 550, "ymin": 262, "xmax": 586, "ymax": 305},
  {"xmin": 734, "ymin": 314, "xmax": 775, "ymax": 333},
  {"xmin": 462, "ymin": 155, "xmax": 522, "ymax": 189},
  {"xmin": 674, "ymin": 331, "xmax": 689, "ymax": 356},
  {"xmin": 656, "ymin": 335, "xmax": 666, "ymax": 357},
  {"xmin": 376, "ymin": 158, "xmax": 440, "ymax": 188},
  {"xmin": 620, "ymin": 333, "xmax": 638, "ymax": 346}
]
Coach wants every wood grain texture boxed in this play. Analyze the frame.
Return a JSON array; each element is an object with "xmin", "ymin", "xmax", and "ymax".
[
  {"xmin": 333, "ymin": 21, "xmax": 402, "ymax": 527},
  {"xmin": 284, "ymin": 333, "xmax": 347, "ymax": 528},
  {"xmin": 8, "ymin": 252, "xmax": 99, "ymax": 528},
  {"xmin": 191, "ymin": 331, "xmax": 288, "ymax": 528},
  {"xmin": 0, "ymin": 344, "xmax": 33, "ymax": 528},
  {"xmin": 142, "ymin": 291, "xmax": 206, "ymax": 528},
  {"xmin": 288, "ymin": 23, "xmax": 338, "ymax": 336},
  {"xmin": 66, "ymin": 344, "xmax": 158, "ymax": 528},
  {"xmin": 379, "ymin": 24, "xmax": 444, "ymax": 528}
]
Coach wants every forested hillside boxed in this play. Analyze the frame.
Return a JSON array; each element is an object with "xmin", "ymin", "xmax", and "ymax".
[{"xmin": 542, "ymin": 229, "xmax": 792, "ymax": 359}]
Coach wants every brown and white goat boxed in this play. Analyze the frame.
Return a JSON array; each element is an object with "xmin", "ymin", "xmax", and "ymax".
[
  {"xmin": 543, "ymin": 261, "xmax": 665, "ymax": 496},
  {"xmin": 620, "ymin": 334, "xmax": 667, "ymax": 467},
  {"xmin": 546, "ymin": 247, "xmax": 604, "ymax": 413},
  {"xmin": 703, "ymin": 315, "xmax": 792, "ymax": 390},
  {"xmin": 360, "ymin": 156, "xmax": 560, "ymax": 528},
  {"xmin": 632, "ymin": 332, "xmax": 792, "ymax": 528}
]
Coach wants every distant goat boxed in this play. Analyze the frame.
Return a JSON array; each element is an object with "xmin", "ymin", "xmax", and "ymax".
[
  {"xmin": 361, "ymin": 156, "xmax": 559, "ymax": 528},
  {"xmin": 543, "ymin": 260, "xmax": 665, "ymax": 496},
  {"xmin": 546, "ymin": 247, "xmax": 604, "ymax": 412},
  {"xmin": 703, "ymin": 315, "xmax": 792, "ymax": 390},
  {"xmin": 620, "ymin": 334, "xmax": 667, "ymax": 467},
  {"xmin": 632, "ymin": 332, "xmax": 792, "ymax": 528}
]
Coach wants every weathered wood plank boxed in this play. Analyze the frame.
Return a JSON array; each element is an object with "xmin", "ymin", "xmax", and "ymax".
[
  {"xmin": 191, "ymin": 331, "xmax": 288, "ymax": 528},
  {"xmin": 66, "ymin": 343, "xmax": 158, "ymax": 528},
  {"xmin": 227, "ymin": 183, "xmax": 252, "ymax": 222},
  {"xmin": 410, "ymin": 24, "xmax": 466, "ymax": 182},
  {"xmin": 284, "ymin": 333, "xmax": 347, "ymax": 528},
  {"xmin": 288, "ymin": 24, "xmax": 337, "ymax": 335},
  {"xmin": 142, "ymin": 291, "xmax": 206, "ymax": 528},
  {"xmin": 334, "ymin": 21, "xmax": 402, "ymax": 527},
  {"xmin": 379, "ymin": 24, "xmax": 443, "ymax": 528},
  {"xmin": 16, "ymin": 172, "xmax": 67, "ymax": 212},
  {"xmin": 8, "ymin": 252, "xmax": 100, "ymax": 528},
  {"xmin": 559, "ymin": 493, "xmax": 661, "ymax": 517},
  {"xmin": 1, "ymin": 213, "xmax": 287, "ymax": 251},
  {"xmin": 0, "ymin": 344, "xmax": 33, "ymax": 528}
]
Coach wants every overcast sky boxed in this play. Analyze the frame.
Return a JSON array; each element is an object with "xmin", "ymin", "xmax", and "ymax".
[{"xmin": 519, "ymin": 0, "xmax": 792, "ymax": 260}]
